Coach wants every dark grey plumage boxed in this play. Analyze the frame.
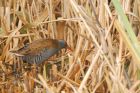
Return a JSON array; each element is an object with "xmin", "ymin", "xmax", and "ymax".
[{"xmin": 11, "ymin": 39, "xmax": 68, "ymax": 64}]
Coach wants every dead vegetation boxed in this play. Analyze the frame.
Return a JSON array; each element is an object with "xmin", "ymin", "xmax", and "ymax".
[{"xmin": 0, "ymin": 0, "xmax": 140, "ymax": 93}]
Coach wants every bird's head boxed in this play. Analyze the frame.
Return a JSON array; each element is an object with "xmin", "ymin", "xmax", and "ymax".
[{"xmin": 58, "ymin": 40, "xmax": 72, "ymax": 51}]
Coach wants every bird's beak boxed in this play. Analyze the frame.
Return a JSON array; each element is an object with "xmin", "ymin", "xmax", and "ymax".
[{"xmin": 66, "ymin": 46, "xmax": 73, "ymax": 52}]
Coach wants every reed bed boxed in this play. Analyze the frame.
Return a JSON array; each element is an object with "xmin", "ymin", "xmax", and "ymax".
[{"xmin": 0, "ymin": 0, "xmax": 140, "ymax": 93}]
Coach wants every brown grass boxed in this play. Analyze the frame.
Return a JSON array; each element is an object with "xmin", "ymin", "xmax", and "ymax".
[{"xmin": 0, "ymin": 0, "xmax": 140, "ymax": 93}]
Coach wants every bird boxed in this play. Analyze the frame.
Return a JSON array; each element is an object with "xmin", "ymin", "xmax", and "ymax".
[{"xmin": 10, "ymin": 39, "xmax": 69, "ymax": 65}]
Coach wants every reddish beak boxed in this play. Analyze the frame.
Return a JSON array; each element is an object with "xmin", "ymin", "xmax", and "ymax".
[{"xmin": 66, "ymin": 46, "xmax": 73, "ymax": 52}]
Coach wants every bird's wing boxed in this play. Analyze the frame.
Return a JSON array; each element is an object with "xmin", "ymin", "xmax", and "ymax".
[{"xmin": 13, "ymin": 39, "xmax": 60, "ymax": 55}]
